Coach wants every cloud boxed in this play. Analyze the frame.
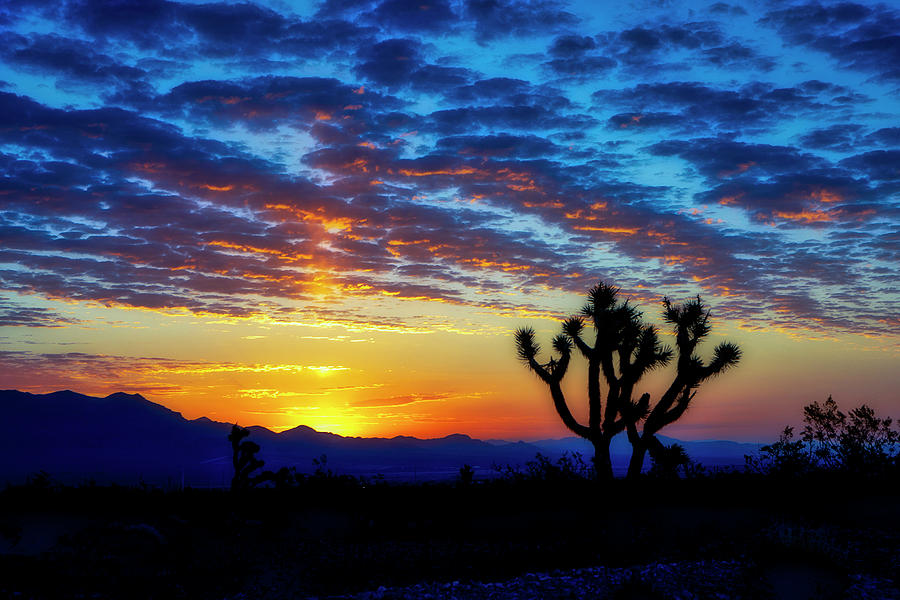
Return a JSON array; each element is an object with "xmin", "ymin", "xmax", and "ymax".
[
  {"xmin": 798, "ymin": 124, "xmax": 867, "ymax": 151},
  {"xmin": 648, "ymin": 137, "xmax": 896, "ymax": 228},
  {"xmin": 541, "ymin": 34, "xmax": 616, "ymax": 78},
  {"xmin": 0, "ymin": 300, "xmax": 80, "ymax": 327},
  {"xmin": 696, "ymin": 172, "xmax": 883, "ymax": 227},
  {"xmin": 0, "ymin": 91, "xmax": 590, "ymax": 325},
  {"xmin": 354, "ymin": 38, "xmax": 424, "ymax": 89},
  {"xmin": 443, "ymin": 77, "xmax": 571, "ymax": 110},
  {"xmin": 435, "ymin": 134, "xmax": 561, "ymax": 158},
  {"xmin": 426, "ymin": 105, "xmax": 596, "ymax": 135},
  {"xmin": 864, "ymin": 127, "xmax": 900, "ymax": 147},
  {"xmin": 590, "ymin": 21, "xmax": 775, "ymax": 74},
  {"xmin": 0, "ymin": 350, "xmax": 351, "ymax": 400},
  {"xmin": 369, "ymin": 0, "xmax": 459, "ymax": 33},
  {"xmin": 351, "ymin": 392, "xmax": 452, "ymax": 408},
  {"xmin": 0, "ymin": 32, "xmax": 153, "ymax": 100},
  {"xmin": 0, "ymin": 0, "xmax": 897, "ymax": 344},
  {"xmin": 595, "ymin": 80, "xmax": 867, "ymax": 135},
  {"xmin": 762, "ymin": 1, "xmax": 900, "ymax": 81},
  {"xmin": 462, "ymin": 0, "xmax": 579, "ymax": 43},
  {"xmin": 840, "ymin": 150, "xmax": 900, "ymax": 182},
  {"xmin": 350, "ymin": 38, "xmax": 477, "ymax": 93},
  {"xmin": 66, "ymin": 0, "xmax": 370, "ymax": 59},
  {"xmin": 647, "ymin": 137, "xmax": 825, "ymax": 180},
  {"xmin": 153, "ymin": 76, "xmax": 404, "ymax": 131},
  {"xmin": 709, "ymin": 3, "xmax": 747, "ymax": 17}
]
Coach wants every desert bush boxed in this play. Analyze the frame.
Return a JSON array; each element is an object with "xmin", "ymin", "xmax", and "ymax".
[
  {"xmin": 493, "ymin": 451, "xmax": 593, "ymax": 484},
  {"xmin": 458, "ymin": 464, "xmax": 474, "ymax": 487},
  {"xmin": 648, "ymin": 443, "xmax": 707, "ymax": 479},
  {"xmin": 745, "ymin": 426, "xmax": 816, "ymax": 477},
  {"xmin": 748, "ymin": 397, "xmax": 898, "ymax": 476}
]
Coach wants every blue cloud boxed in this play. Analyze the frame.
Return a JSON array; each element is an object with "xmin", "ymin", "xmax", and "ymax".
[
  {"xmin": 762, "ymin": 1, "xmax": 900, "ymax": 81},
  {"xmin": 0, "ymin": 0, "xmax": 897, "ymax": 338}
]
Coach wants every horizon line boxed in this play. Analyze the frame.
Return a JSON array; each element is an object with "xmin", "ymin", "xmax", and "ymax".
[{"xmin": 2, "ymin": 388, "xmax": 772, "ymax": 445}]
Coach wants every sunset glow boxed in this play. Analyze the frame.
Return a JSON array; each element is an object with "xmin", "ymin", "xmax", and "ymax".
[{"xmin": 1, "ymin": 0, "xmax": 898, "ymax": 442}]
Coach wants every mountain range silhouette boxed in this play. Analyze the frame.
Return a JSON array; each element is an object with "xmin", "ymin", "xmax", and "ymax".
[{"xmin": 1, "ymin": 390, "xmax": 761, "ymax": 485}]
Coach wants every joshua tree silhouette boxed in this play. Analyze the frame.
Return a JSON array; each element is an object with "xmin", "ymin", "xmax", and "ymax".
[
  {"xmin": 624, "ymin": 295, "xmax": 742, "ymax": 477},
  {"xmin": 228, "ymin": 424, "xmax": 267, "ymax": 491},
  {"xmin": 515, "ymin": 282, "xmax": 741, "ymax": 479}
]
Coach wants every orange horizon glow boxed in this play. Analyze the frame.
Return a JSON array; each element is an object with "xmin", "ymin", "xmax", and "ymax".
[
  {"xmin": 2, "ymin": 0, "xmax": 899, "ymax": 457},
  {"xmin": 3, "ymin": 293, "xmax": 898, "ymax": 444}
]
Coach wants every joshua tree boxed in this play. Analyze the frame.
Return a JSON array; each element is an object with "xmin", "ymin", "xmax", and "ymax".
[
  {"xmin": 516, "ymin": 283, "xmax": 673, "ymax": 479},
  {"xmin": 623, "ymin": 295, "xmax": 741, "ymax": 477},
  {"xmin": 228, "ymin": 424, "xmax": 268, "ymax": 491},
  {"xmin": 516, "ymin": 283, "xmax": 741, "ymax": 480}
]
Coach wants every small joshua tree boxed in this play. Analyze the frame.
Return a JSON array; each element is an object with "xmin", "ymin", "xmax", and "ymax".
[
  {"xmin": 459, "ymin": 464, "xmax": 475, "ymax": 486},
  {"xmin": 516, "ymin": 282, "xmax": 741, "ymax": 480},
  {"xmin": 228, "ymin": 424, "xmax": 268, "ymax": 491}
]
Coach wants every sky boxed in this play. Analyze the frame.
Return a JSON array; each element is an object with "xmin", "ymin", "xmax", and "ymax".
[{"xmin": 0, "ymin": 0, "xmax": 898, "ymax": 442}]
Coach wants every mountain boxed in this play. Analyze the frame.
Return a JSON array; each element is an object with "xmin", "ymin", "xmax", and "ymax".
[{"xmin": 0, "ymin": 390, "xmax": 761, "ymax": 486}]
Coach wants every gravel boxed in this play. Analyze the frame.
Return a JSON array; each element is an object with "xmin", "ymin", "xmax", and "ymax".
[
  {"xmin": 311, "ymin": 559, "xmax": 760, "ymax": 600},
  {"xmin": 297, "ymin": 559, "xmax": 900, "ymax": 600}
]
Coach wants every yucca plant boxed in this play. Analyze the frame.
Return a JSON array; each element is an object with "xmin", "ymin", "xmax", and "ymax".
[
  {"xmin": 516, "ymin": 283, "xmax": 673, "ymax": 479},
  {"xmin": 516, "ymin": 283, "xmax": 741, "ymax": 480},
  {"xmin": 625, "ymin": 296, "xmax": 742, "ymax": 477},
  {"xmin": 228, "ymin": 424, "xmax": 267, "ymax": 491}
]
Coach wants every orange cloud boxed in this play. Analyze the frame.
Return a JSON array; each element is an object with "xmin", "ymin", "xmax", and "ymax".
[
  {"xmin": 808, "ymin": 187, "xmax": 843, "ymax": 203},
  {"xmin": 573, "ymin": 225, "xmax": 639, "ymax": 234},
  {"xmin": 717, "ymin": 161, "xmax": 756, "ymax": 178},
  {"xmin": 772, "ymin": 209, "xmax": 832, "ymax": 223}
]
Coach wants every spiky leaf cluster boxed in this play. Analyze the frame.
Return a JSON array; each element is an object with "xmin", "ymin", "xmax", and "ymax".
[{"xmin": 515, "ymin": 327, "xmax": 540, "ymax": 364}]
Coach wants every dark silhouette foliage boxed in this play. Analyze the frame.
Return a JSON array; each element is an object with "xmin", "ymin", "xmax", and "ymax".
[
  {"xmin": 458, "ymin": 464, "xmax": 474, "ymax": 486},
  {"xmin": 227, "ymin": 424, "xmax": 278, "ymax": 491},
  {"xmin": 515, "ymin": 282, "xmax": 740, "ymax": 479},
  {"xmin": 747, "ymin": 396, "xmax": 899, "ymax": 476},
  {"xmin": 492, "ymin": 451, "xmax": 592, "ymax": 484},
  {"xmin": 805, "ymin": 396, "xmax": 898, "ymax": 472},
  {"xmin": 648, "ymin": 443, "xmax": 696, "ymax": 479},
  {"xmin": 745, "ymin": 426, "xmax": 814, "ymax": 477}
]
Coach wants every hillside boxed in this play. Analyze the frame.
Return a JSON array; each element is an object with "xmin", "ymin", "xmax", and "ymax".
[{"xmin": 1, "ymin": 390, "xmax": 760, "ymax": 485}]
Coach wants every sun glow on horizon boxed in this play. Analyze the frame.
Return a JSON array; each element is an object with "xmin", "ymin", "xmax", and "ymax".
[{"xmin": 1, "ymin": 0, "xmax": 898, "ymax": 443}]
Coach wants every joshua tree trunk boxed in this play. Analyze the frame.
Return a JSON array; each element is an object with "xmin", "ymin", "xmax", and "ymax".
[
  {"xmin": 592, "ymin": 436, "xmax": 613, "ymax": 480},
  {"xmin": 625, "ymin": 424, "xmax": 645, "ymax": 479},
  {"xmin": 626, "ymin": 433, "xmax": 668, "ymax": 478}
]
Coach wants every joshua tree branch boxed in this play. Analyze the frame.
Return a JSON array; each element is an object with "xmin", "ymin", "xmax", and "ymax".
[
  {"xmin": 549, "ymin": 384, "xmax": 592, "ymax": 440},
  {"xmin": 526, "ymin": 356, "xmax": 553, "ymax": 384},
  {"xmin": 657, "ymin": 389, "xmax": 697, "ymax": 429},
  {"xmin": 644, "ymin": 375, "xmax": 686, "ymax": 433},
  {"xmin": 588, "ymin": 357, "xmax": 603, "ymax": 431},
  {"xmin": 571, "ymin": 332, "xmax": 593, "ymax": 360}
]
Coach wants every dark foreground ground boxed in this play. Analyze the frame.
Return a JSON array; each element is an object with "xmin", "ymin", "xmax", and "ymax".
[{"xmin": 1, "ymin": 474, "xmax": 898, "ymax": 599}]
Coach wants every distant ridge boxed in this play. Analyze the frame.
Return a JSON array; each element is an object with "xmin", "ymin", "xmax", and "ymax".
[{"xmin": 0, "ymin": 390, "xmax": 761, "ymax": 485}]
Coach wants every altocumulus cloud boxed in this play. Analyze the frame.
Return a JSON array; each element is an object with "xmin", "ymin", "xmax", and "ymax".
[{"xmin": 0, "ymin": 0, "xmax": 897, "ymax": 339}]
